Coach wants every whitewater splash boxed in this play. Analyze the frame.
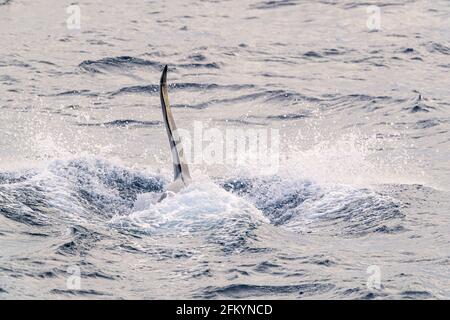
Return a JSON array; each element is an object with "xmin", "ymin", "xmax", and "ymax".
[
  {"xmin": 0, "ymin": 156, "xmax": 448, "ymax": 299},
  {"xmin": 1, "ymin": 156, "xmax": 405, "ymax": 238},
  {"xmin": 111, "ymin": 181, "xmax": 269, "ymax": 237}
]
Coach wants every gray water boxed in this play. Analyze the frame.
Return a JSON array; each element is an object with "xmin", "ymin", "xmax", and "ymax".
[{"xmin": 1, "ymin": 0, "xmax": 450, "ymax": 299}]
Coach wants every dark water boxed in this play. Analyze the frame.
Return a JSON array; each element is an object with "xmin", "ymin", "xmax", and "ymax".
[{"xmin": 1, "ymin": 0, "xmax": 449, "ymax": 299}]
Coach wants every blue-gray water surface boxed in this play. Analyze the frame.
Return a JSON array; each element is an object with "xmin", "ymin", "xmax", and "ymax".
[{"xmin": 1, "ymin": 0, "xmax": 449, "ymax": 299}]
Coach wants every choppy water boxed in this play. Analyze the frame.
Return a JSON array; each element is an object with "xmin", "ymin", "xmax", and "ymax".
[{"xmin": 1, "ymin": 0, "xmax": 450, "ymax": 299}]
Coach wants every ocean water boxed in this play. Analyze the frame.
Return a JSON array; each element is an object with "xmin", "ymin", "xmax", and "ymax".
[{"xmin": 1, "ymin": 0, "xmax": 449, "ymax": 299}]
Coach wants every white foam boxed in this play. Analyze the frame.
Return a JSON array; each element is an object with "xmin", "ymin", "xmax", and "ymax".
[{"xmin": 110, "ymin": 181, "xmax": 269, "ymax": 234}]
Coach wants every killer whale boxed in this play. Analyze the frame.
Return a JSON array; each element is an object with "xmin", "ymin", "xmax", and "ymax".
[{"xmin": 159, "ymin": 65, "xmax": 191, "ymax": 200}]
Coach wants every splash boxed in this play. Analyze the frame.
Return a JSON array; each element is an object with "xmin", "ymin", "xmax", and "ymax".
[{"xmin": 110, "ymin": 181, "xmax": 269, "ymax": 235}]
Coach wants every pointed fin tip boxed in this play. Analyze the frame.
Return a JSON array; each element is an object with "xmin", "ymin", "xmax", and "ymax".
[{"xmin": 160, "ymin": 65, "xmax": 168, "ymax": 84}]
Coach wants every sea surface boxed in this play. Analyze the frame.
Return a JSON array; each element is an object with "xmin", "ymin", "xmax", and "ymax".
[{"xmin": 1, "ymin": 0, "xmax": 449, "ymax": 299}]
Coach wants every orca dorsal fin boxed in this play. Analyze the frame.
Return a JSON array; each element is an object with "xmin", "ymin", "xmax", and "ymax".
[{"xmin": 160, "ymin": 65, "xmax": 191, "ymax": 185}]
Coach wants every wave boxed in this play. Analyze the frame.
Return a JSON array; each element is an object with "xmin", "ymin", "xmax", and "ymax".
[
  {"xmin": 0, "ymin": 156, "xmax": 407, "ymax": 255},
  {"xmin": 178, "ymin": 62, "xmax": 221, "ymax": 69},
  {"xmin": 0, "ymin": 158, "xmax": 164, "ymax": 227},
  {"xmin": 79, "ymin": 56, "xmax": 222, "ymax": 74},
  {"xmin": 221, "ymin": 175, "xmax": 404, "ymax": 237},
  {"xmin": 198, "ymin": 282, "xmax": 334, "ymax": 299},
  {"xmin": 77, "ymin": 119, "xmax": 162, "ymax": 128},
  {"xmin": 54, "ymin": 90, "xmax": 96, "ymax": 97},
  {"xmin": 401, "ymin": 95, "xmax": 438, "ymax": 113},
  {"xmin": 168, "ymin": 89, "xmax": 319, "ymax": 109},
  {"xmin": 425, "ymin": 42, "xmax": 450, "ymax": 56},
  {"xmin": 251, "ymin": 0, "xmax": 298, "ymax": 10},
  {"xmin": 79, "ymin": 56, "xmax": 163, "ymax": 74},
  {"xmin": 1, "ymin": 157, "xmax": 406, "ymax": 237},
  {"xmin": 110, "ymin": 83, "xmax": 255, "ymax": 96}
]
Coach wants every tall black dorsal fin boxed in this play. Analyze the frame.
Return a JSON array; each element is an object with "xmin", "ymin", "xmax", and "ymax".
[{"xmin": 160, "ymin": 65, "xmax": 191, "ymax": 185}]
